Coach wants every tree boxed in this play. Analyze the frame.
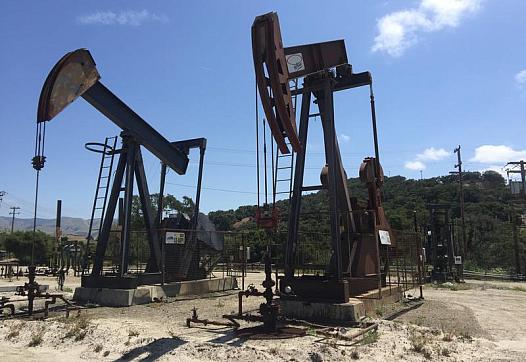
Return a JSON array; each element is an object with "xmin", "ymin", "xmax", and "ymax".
[{"xmin": 0, "ymin": 231, "xmax": 54, "ymax": 265}]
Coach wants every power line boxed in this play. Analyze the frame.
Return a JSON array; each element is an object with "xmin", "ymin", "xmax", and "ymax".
[{"xmin": 165, "ymin": 181, "xmax": 259, "ymax": 195}]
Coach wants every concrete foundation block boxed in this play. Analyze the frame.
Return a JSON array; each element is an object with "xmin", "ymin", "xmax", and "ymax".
[
  {"xmin": 73, "ymin": 287, "xmax": 135, "ymax": 307},
  {"xmin": 280, "ymin": 298, "xmax": 366, "ymax": 323},
  {"xmin": 73, "ymin": 276, "xmax": 237, "ymax": 307}
]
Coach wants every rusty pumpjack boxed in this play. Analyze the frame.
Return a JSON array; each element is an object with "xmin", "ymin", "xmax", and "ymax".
[
  {"xmin": 34, "ymin": 49, "xmax": 206, "ymax": 289},
  {"xmin": 252, "ymin": 12, "xmax": 395, "ymax": 303}
]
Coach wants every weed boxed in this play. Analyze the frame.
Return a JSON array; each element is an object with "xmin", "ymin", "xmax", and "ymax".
[
  {"xmin": 64, "ymin": 315, "xmax": 91, "ymax": 341},
  {"xmin": 94, "ymin": 344, "xmax": 103, "ymax": 353},
  {"xmin": 306, "ymin": 327, "xmax": 317, "ymax": 336},
  {"xmin": 458, "ymin": 331, "xmax": 473, "ymax": 342},
  {"xmin": 62, "ymin": 287, "xmax": 73, "ymax": 293},
  {"xmin": 308, "ymin": 351, "xmax": 323, "ymax": 362},
  {"xmin": 351, "ymin": 350, "xmax": 360, "ymax": 360},
  {"xmin": 442, "ymin": 348, "xmax": 451, "ymax": 357},
  {"xmin": 374, "ymin": 304, "xmax": 384, "ymax": 317},
  {"xmin": 422, "ymin": 349, "xmax": 432, "ymax": 359},
  {"xmin": 408, "ymin": 330, "xmax": 428, "ymax": 353},
  {"xmin": 6, "ymin": 323, "xmax": 21, "ymax": 340},
  {"xmin": 268, "ymin": 347, "xmax": 279, "ymax": 355},
  {"xmin": 442, "ymin": 333, "xmax": 453, "ymax": 342},
  {"xmin": 128, "ymin": 328, "xmax": 140, "ymax": 337},
  {"xmin": 28, "ymin": 328, "xmax": 45, "ymax": 347},
  {"xmin": 512, "ymin": 286, "xmax": 526, "ymax": 292},
  {"xmin": 215, "ymin": 299, "xmax": 225, "ymax": 308},
  {"xmin": 359, "ymin": 330, "xmax": 379, "ymax": 345}
]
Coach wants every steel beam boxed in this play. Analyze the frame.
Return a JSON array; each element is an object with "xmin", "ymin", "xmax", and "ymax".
[{"xmin": 82, "ymin": 81, "xmax": 189, "ymax": 175}]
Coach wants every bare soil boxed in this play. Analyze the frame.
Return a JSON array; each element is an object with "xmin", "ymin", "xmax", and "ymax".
[{"xmin": 0, "ymin": 274, "xmax": 525, "ymax": 361}]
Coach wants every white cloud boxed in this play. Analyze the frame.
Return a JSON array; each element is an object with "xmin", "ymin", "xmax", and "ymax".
[
  {"xmin": 479, "ymin": 165, "xmax": 507, "ymax": 178},
  {"xmin": 404, "ymin": 147, "xmax": 450, "ymax": 171},
  {"xmin": 416, "ymin": 147, "xmax": 450, "ymax": 161},
  {"xmin": 405, "ymin": 160, "xmax": 426, "ymax": 170},
  {"xmin": 471, "ymin": 145, "xmax": 526, "ymax": 164},
  {"xmin": 339, "ymin": 133, "xmax": 350, "ymax": 143},
  {"xmin": 515, "ymin": 69, "xmax": 526, "ymax": 89},
  {"xmin": 77, "ymin": 10, "xmax": 168, "ymax": 26},
  {"xmin": 372, "ymin": 0, "xmax": 481, "ymax": 57}
]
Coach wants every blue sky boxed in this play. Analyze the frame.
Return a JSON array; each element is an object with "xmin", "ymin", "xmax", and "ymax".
[{"xmin": 0, "ymin": 0, "xmax": 525, "ymax": 219}]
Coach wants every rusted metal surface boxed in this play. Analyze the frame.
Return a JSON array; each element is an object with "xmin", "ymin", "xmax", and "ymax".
[
  {"xmin": 252, "ymin": 12, "xmax": 300, "ymax": 154},
  {"xmin": 253, "ymin": 11, "xmax": 400, "ymax": 302},
  {"xmin": 37, "ymin": 49, "xmax": 100, "ymax": 122},
  {"xmin": 359, "ymin": 157, "xmax": 396, "ymax": 247},
  {"xmin": 284, "ymin": 40, "xmax": 348, "ymax": 79}
]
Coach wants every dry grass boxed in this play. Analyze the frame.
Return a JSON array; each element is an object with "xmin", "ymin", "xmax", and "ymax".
[
  {"xmin": 28, "ymin": 327, "xmax": 45, "ymax": 347},
  {"xmin": 442, "ymin": 332, "xmax": 453, "ymax": 342},
  {"xmin": 359, "ymin": 330, "xmax": 379, "ymax": 345},
  {"xmin": 408, "ymin": 329, "xmax": 432, "ymax": 359},
  {"xmin": 5, "ymin": 322, "xmax": 23, "ymax": 341},
  {"xmin": 63, "ymin": 314, "xmax": 91, "ymax": 341},
  {"xmin": 128, "ymin": 328, "xmax": 140, "ymax": 337}
]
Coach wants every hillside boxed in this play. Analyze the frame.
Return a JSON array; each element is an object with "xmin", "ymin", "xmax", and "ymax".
[
  {"xmin": 0, "ymin": 216, "xmax": 91, "ymax": 236},
  {"xmin": 208, "ymin": 171, "xmax": 524, "ymax": 271}
]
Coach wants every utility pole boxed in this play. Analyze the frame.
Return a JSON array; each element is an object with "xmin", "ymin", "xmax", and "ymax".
[
  {"xmin": 506, "ymin": 160, "xmax": 526, "ymax": 197},
  {"xmin": 506, "ymin": 160, "xmax": 525, "ymax": 276},
  {"xmin": 449, "ymin": 145, "xmax": 466, "ymax": 279},
  {"xmin": 9, "ymin": 206, "xmax": 20, "ymax": 233},
  {"xmin": 454, "ymin": 146, "xmax": 466, "ymax": 257}
]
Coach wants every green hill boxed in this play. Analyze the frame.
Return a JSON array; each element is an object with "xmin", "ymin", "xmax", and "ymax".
[{"xmin": 208, "ymin": 171, "xmax": 525, "ymax": 272}]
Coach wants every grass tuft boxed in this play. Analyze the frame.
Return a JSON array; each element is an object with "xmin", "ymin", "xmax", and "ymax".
[
  {"xmin": 128, "ymin": 328, "xmax": 140, "ymax": 337},
  {"xmin": 28, "ymin": 328, "xmax": 45, "ymax": 347},
  {"xmin": 359, "ymin": 330, "xmax": 379, "ymax": 345},
  {"xmin": 63, "ymin": 315, "xmax": 91, "ymax": 341}
]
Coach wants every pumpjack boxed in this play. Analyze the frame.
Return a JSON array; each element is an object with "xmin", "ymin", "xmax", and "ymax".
[
  {"xmin": 252, "ymin": 13, "xmax": 395, "ymax": 303},
  {"xmin": 35, "ymin": 49, "xmax": 208, "ymax": 288}
]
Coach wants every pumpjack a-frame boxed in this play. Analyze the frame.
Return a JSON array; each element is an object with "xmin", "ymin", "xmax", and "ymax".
[
  {"xmin": 36, "ymin": 49, "xmax": 205, "ymax": 289},
  {"xmin": 253, "ymin": 12, "xmax": 396, "ymax": 303}
]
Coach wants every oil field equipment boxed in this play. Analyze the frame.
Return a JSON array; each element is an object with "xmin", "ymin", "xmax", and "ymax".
[
  {"xmin": 253, "ymin": 12, "xmax": 395, "ymax": 303},
  {"xmin": 34, "ymin": 49, "xmax": 211, "ymax": 289},
  {"xmin": 425, "ymin": 203, "xmax": 461, "ymax": 282}
]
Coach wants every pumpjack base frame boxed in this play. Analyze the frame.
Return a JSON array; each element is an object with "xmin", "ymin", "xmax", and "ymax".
[
  {"xmin": 280, "ymin": 276, "xmax": 350, "ymax": 303},
  {"xmin": 80, "ymin": 271, "xmax": 207, "ymax": 289},
  {"xmin": 279, "ymin": 276, "xmax": 384, "ymax": 303},
  {"xmin": 81, "ymin": 273, "xmax": 162, "ymax": 289}
]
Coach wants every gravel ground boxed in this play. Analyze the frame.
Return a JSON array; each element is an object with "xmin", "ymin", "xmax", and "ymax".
[{"xmin": 0, "ymin": 275, "xmax": 525, "ymax": 361}]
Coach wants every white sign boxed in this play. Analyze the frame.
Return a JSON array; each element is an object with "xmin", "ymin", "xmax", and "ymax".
[
  {"xmin": 166, "ymin": 232, "xmax": 185, "ymax": 245},
  {"xmin": 454, "ymin": 256, "xmax": 462, "ymax": 265},
  {"xmin": 286, "ymin": 53, "xmax": 305, "ymax": 73},
  {"xmin": 378, "ymin": 230, "xmax": 391, "ymax": 245}
]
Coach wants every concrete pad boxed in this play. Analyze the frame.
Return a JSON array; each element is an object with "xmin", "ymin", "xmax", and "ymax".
[
  {"xmin": 280, "ymin": 298, "xmax": 366, "ymax": 323},
  {"xmin": 0, "ymin": 285, "xmax": 49, "ymax": 293},
  {"xmin": 73, "ymin": 287, "xmax": 135, "ymax": 307},
  {"xmin": 356, "ymin": 285, "xmax": 402, "ymax": 314},
  {"xmin": 73, "ymin": 276, "xmax": 237, "ymax": 307}
]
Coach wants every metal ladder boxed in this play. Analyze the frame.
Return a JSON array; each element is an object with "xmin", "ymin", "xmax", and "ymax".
[
  {"xmin": 84, "ymin": 136, "xmax": 118, "ymax": 272},
  {"xmin": 272, "ymin": 79, "xmax": 299, "ymax": 211}
]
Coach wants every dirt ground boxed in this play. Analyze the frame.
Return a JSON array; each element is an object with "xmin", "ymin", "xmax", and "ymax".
[{"xmin": 0, "ymin": 274, "xmax": 525, "ymax": 361}]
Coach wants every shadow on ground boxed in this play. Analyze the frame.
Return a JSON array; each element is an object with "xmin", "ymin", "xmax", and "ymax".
[{"xmin": 114, "ymin": 337, "xmax": 187, "ymax": 361}]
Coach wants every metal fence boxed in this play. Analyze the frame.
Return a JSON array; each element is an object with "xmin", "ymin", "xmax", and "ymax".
[{"xmin": 78, "ymin": 227, "xmax": 424, "ymax": 297}]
